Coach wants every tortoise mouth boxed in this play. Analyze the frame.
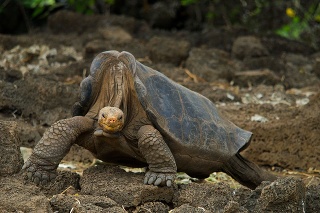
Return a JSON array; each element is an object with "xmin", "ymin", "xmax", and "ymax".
[{"xmin": 98, "ymin": 120, "xmax": 124, "ymax": 133}]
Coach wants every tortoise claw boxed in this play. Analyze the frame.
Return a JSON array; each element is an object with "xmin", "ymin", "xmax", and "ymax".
[
  {"xmin": 21, "ymin": 158, "xmax": 57, "ymax": 186},
  {"xmin": 154, "ymin": 176, "xmax": 163, "ymax": 186},
  {"xmin": 144, "ymin": 171, "xmax": 175, "ymax": 187}
]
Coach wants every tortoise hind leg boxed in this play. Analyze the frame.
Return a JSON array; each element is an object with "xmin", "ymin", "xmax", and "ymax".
[{"xmin": 221, "ymin": 153, "xmax": 277, "ymax": 189}]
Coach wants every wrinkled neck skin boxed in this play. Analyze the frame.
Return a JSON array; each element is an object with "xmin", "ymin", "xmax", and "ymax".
[
  {"xmin": 94, "ymin": 62, "xmax": 137, "ymax": 138},
  {"xmin": 112, "ymin": 67, "xmax": 123, "ymax": 108}
]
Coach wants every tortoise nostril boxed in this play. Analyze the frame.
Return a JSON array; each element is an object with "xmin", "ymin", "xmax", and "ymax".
[{"xmin": 108, "ymin": 118, "xmax": 116, "ymax": 123}]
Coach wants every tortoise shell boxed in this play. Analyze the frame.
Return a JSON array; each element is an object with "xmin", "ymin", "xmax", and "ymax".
[{"xmin": 73, "ymin": 51, "xmax": 252, "ymax": 160}]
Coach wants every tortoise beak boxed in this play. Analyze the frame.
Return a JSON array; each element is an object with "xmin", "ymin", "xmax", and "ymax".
[{"xmin": 99, "ymin": 115, "xmax": 124, "ymax": 133}]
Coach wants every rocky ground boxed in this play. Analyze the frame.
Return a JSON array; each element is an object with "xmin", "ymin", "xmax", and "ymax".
[{"xmin": 0, "ymin": 11, "xmax": 319, "ymax": 212}]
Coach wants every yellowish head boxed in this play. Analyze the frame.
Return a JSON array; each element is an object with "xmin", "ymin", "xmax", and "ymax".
[{"xmin": 98, "ymin": 107, "xmax": 124, "ymax": 133}]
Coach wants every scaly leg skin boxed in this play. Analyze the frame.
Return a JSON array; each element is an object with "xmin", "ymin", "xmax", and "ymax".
[
  {"xmin": 137, "ymin": 125, "xmax": 177, "ymax": 187},
  {"xmin": 22, "ymin": 116, "xmax": 94, "ymax": 185}
]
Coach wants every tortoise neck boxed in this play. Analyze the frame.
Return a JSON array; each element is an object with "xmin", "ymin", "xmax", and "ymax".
[
  {"xmin": 107, "ymin": 64, "xmax": 136, "ymax": 127},
  {"xmin": 113, "ymin": 69, "xmax": 123, "ymax": 108}
]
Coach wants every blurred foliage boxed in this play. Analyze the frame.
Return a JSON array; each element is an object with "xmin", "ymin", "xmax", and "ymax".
[
  {"xmin": 67, "ymin": 0, "xmax": 97, "ymax": 15},
  {"xmin": 67, "ymin": 0, "xmax": 114, "ymax": 14},
  {"xmin": 18, "ymin": 0, "xmax": 115, "ymax": 18},
  {"xmin": 180, "ymin": 0, "xmax": 198, "ymax": 6},
  {"xmin": 1, "ymin": 0, "xmax": 319, "ymax": 47},
  {"xmin": 21, "ymin": 0, "xmax": 61, "ymax": 18},
  {"xmin": 177, "ymin": 0, "xmax": 319, "ymax": 47},
  {"xmin": 276, "ymin": 15, "xmax": 309, "ymax": 40},
  {"xmin": 275, "ymin": 2, "xmax": 320, "ymax": 42},
  {"xmin": 195, "ymin": 0, "xmax": 319, "ymax": 32}
]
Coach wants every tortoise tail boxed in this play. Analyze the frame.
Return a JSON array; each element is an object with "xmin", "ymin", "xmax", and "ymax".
[{"xmin": 222, "ymin": 153, "xmax": 277, "ymax": 189}]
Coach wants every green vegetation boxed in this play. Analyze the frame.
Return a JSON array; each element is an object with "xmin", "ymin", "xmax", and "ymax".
[
  {"xmin": 276, "ymin": 4, "xmax": 320, "ymax": 41},
  {"xmin": 21, "ymin": 0, "xmax": 59, "ymax": 18},
  {"xmin": 67, "ymin": 0, "xmax": 114, "ymax": 14},
  {"xmin": 179, "ymin": 0, "xmax": 320, "ymax": 47},
  {"xmin": 1, "ymin": 0, "xmax": 319, "ymax": 47},
  {"xmin": 180, "ymin": 0, "xmax": 199, "ymax": 6},
  {"xmin": 18, "ymin": 0, "xmax": 115, "ymax": 18}
]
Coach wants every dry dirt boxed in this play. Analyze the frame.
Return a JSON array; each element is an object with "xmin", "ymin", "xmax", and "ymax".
[{"xmin": 0, "ymin": 11, "xmax": 319, "ymax": 212}]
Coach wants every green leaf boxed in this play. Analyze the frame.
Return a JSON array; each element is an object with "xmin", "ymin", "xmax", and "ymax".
[
  {"xmin": 181, "ymin": 0, "xmax": 198, "ymax": 6},
  {"xmin": 32, "ymin": 6, "xmax": 44, "ymax": 17},
  {"xmin": 105, "ymin": 0, "xmax": 115, "ymax": 5}
]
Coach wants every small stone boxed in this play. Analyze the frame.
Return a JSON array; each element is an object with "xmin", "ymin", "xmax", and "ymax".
[
  {"xmin": 255, "ymin": 177, "xmax": 306, "ymax": 212},
  {"xmin": 0, "ymin": 121, "xmax": 24, "ymax": 176},
  {"xmin": 147, "ymin": 36, "xmax": 190, "ymax": 65},
  {"xmin": 232, "ymin": 36, "xmax": 269, "ymax": 60},
  {"xmin": 80, "ymin": 165, "xmax": 175, "ymax": 207},
  {"xmin": 99, "ymin": 26, "xmax": 132, "ymax": 43}
]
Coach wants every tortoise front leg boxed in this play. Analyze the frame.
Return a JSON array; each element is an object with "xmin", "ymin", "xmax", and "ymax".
[
  {"xmin": 22, "ymin": 116, "xmax": 94, "ymax": 185},
  {"xmin": 137, "ymin": 125, "xmax": 177, "ymax": 187}
]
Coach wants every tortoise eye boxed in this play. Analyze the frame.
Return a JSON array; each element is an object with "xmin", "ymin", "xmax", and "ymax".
[
  {"xmin": 118, "ymin": 115, "xmax": 123, "ymax": 120},
  {"xmin": 102, "ymin": 113, "xmax": 105, "ymax": 118}
]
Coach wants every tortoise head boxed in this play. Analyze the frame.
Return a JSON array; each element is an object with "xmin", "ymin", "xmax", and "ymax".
[
  {"xmin": 76, "ymin": 51, "xmax": 139, "ymax": 132},
  {"xmin": 98, "ymin": 106, "xmax": 124, "ymax": 133}
]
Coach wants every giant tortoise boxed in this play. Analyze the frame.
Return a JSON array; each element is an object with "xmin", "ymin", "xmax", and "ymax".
[{"xmin": 22, "ymin": 50, "xmax": 276, "ymax": 189}]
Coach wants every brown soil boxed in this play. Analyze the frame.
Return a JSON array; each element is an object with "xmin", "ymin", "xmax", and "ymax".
[{"xmin": 0, "ymin": 11, "xmax": 319, "ymax": 212}]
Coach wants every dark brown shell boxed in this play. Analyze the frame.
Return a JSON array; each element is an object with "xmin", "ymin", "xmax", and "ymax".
[
  {"xmin": 73, "ymin": 51, "xmax": 252, "ymax": 159},
  {"xmin": 133, "ymin": 60, "xmax": 252, "ymax": 159}
]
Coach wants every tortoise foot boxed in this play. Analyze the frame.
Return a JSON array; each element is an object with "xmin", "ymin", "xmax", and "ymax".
[
  {"xmin": 22, "ymin": 159, "xmax": 57, "ymax": 186},
  {"xmin": 144, "ymin": 171, "xmax": 175, "ymax": 187}
]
